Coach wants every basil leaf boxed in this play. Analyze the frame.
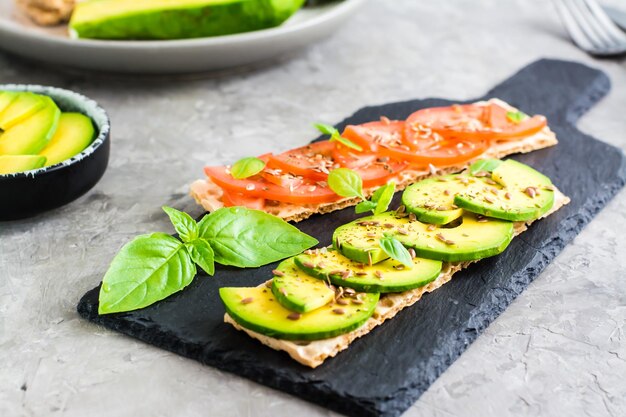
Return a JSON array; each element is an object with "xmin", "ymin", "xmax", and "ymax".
[
  {"xmin": 231, "ymin": 157, "xmax": 266, "ymax": 179},
  {"xmin": 371, "ymin": 181, "xmax": 395, "ymax": 214},
  {"xmin": 186, "ymin": 238, "xmax": 215, "ymax": 276},
  {"xmin": 98, "ymin": 233, "xmax": 196, "ymax": 314},
  {"xmin": 506, "ymin": 110, "xmax": 526, "ymax": 124},
  {"xmin": 379, "ymin": 236, "xmax": 413, "ymax": 269},
  {"xmin": 469, "ymin": 159, "xmax": 502, "ymax": 175},
  {"xmin": 328, "ymin": 168, "xmax": 364, "ymax": 199},
  {"xmin": 355, "ymin": 200, "xmax": 377, "ymax": 214},
  {"xmin": 162, "ymin": 206, "xmax": 198, "ymax": 242},
  {"xmin": 314, "ymin": 123, "xmax": 362, "ymax": 152},
  {"xmin": 198, "ymin": 207, "xmax": 318, "ymax": 268}
]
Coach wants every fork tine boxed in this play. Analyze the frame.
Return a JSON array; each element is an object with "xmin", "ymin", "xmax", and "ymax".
[
  {"xmin": 582, "ymin": 0, "xmax": 626, "ymax": 44},
  {"xmin": 563, "ymin": 0, "xmax": 608, "ymax": 49},
  {"xmin": 553, "ymin": 0, "xmax": 596, "ymax": 51}
]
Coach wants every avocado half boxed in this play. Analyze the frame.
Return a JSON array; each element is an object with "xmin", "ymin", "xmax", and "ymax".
[{"xmin": 69, "ymin": 0, "xmax": 307, "ymax": 40}]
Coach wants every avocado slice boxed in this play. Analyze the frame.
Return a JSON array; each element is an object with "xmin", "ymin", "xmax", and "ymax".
[
  {"xmin": 0, "ymin": 155, "xmax": 46, "ymax": 175},
  {"xmin": 39, "ymin": 113, "xmax": 95, "ymax": 167},
  {"xmin": 220, "ymin": 286, "xmax": 379, "ymax": 340},
  {"xmin": 294, "ymin": 247, "xmax": 442, "ymax": 293},
  {"xmin": 271, "ymin": 257, "xmax": 335, "ymax": 313},
  {"xmin": 0, "ymin": 97, "xmax": 61, "ymax": 156},
  {"xmin": 69, "ymin": 0, "xmax": 306, "ymax": 40},
  {"xmin": 334, "ymin": 211, "xmax": 514, "ymax": 263},
  {"xmin": 0, "ymin": 92, "xmax": 18, "ymax": 115},
  {"xmin": 402, "ymin": 174, "xmax": 482, "ymax": 225},
  {"xmin": 454, "ymin": 159, "xmax": 555, "ymax": 221},
  {"xmin": 0, "ymin": 92, "xmax": 45, "ymax": 130}
]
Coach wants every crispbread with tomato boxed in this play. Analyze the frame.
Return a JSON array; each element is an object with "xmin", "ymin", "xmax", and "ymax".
[{"xmin": 190, "ymin": 99, "xmax": 557, "ymax": 221}]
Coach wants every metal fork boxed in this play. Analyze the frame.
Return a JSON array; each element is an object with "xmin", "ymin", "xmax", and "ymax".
[{"xmin": 554, "ymin": 0, "xmax": 626, "ymax": 56}]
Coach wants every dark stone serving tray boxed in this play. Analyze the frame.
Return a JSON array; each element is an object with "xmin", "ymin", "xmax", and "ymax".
[{"xmin": 77, "ymin": 59, "xmax": 626, "ymax": 417}]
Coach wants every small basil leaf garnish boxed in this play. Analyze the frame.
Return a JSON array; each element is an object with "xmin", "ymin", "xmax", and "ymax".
[
  {"xmin": 328, "ymin": 168, "xmax": 365, "ymax": 199},
  {"xmin": 230, "ymin": 156, "xmax": 266, "ymax": 179},
  {"xmin": 314, "ymin": 122, "xmax": 363, "ymax": 151},
  {"xmin": 98, "ymin": 233, "xmax": 196, "ymax": 314},
  {"xmin": 198, "ymin": 207, "xmax": 318, "ymax": 268},
  {"xmin": 355, "ymin": 200, "xmax": 377, "ymax": 214},
  {"xmin": 379, "ymin": 235, "xmax": 413, "ymax": 269},
  {"xmin": 186, "ymin": 238, "xmax": 215, "ymax": 276},
  {"xmin": 162, "ymin": 206, "xmax": 198, "ymax": 242},
  {"xmin": 371, "ymin": 181, "xmax": 395, "ymax": 214},
  {"xmin": 506, "ymin": 110, "xmax": 527, "ymax": 124},
  {"xmin": 469, "ymin": 159, "xmax": 502, "ymax": 175}
]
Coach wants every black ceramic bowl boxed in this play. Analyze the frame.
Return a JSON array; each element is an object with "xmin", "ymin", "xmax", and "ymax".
[{"xmin": 0, "ymin": 85, "xmax": 110, "ymax": 221}]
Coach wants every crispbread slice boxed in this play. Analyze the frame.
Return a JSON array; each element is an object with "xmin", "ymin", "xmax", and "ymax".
[
  {"xmin": 190, "ymin": 99, "xmax": 558, "ymax": 222},
  {"xmin": 224, "ymin": 189, "xmax": 570, "ymax": 368}
]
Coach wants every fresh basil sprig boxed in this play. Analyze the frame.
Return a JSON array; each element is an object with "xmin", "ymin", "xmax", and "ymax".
[
  {"xmin": 231, "ymin": 156, "xmax": 266, "ymax": 179},
  {"xmin": 328, "ymin": 168, "xmax": 365, "ymax": 199},
  {"xmin": 98, "ymin": 206, "xmax": 318, "ymax": 314},
  {"xmin": 506, "ymin": 111, "xmax": 527, "ymax": 124},
  {"xmin": 379, "ymin": 235, "xmax": 413, "ymax": 269},
  {"xmin": 356, "ymin": 181, "xmax": 396, "ymax": 215},
  {"xmin": 468, "ymin": 158, "xmax": 502, "ymax": 175},
  {"xmin": 314, "ymin": 123, "xmax": 363, "ymax": 152}
]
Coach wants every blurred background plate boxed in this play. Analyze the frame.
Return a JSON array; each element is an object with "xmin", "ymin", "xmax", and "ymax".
[{"xmin": 0, "ymin": 0, "xmax": 363, "ymax": 74}]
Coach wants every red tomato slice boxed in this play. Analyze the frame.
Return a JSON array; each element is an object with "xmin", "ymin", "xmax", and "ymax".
[
  {"xmin": 332, "ymin": 144, "xmax": 407, "ymax": 188},
  {"xmin": 222, "ymin": 190, "xmax": 266, "ymax": 210},
  {"xmin": 483, "ymin": 102, "xmax": 547, "ymax": 141},
  {"xmin": 405, "ymin": 103, "xmax": 547, "ymax": 144},
  {"xmin": 205, "ymin": 166, "xmax": 339, "ymax": 205},
  {"xmin": 342, "ymin": 120, "xmax": 486, "ymax": 168},
  {"xmin": 267, "ymin": 141, "xmax": 338, "ymax": 181}
]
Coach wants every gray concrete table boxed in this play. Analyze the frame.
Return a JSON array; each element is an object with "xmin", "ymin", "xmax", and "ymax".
[{"xmin": 1, "ymin": 1, "xmax": 625, "ymax": 416}]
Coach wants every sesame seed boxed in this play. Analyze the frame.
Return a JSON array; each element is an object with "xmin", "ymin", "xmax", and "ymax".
[{"xmin": 245, "ymin": 184, "xmax": 256, "ymax": 191}]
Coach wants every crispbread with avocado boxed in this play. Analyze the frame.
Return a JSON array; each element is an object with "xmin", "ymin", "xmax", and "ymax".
[{"xmin": 224, "ymin": 188, "xmax": 569, "ymax": 368}]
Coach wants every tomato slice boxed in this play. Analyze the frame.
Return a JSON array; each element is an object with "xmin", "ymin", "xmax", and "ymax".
[
  {"xmin": 222, "ymin": 190, "xmax": 266, "ymax": 210},
  {"xmin": 332, "ymin": 144, "xmax": 407, "ymax": 188},
  {"xmin": 404, "ymin": 103, "xmax": 547, "ymax": 144},
  {"xmin": 483, "ymin": 102, "xmax": 547, "ymax": 141},
  {"xmin": 205, "ymin": 166, "xmax": 339, "ymax": 205},
  {"xmin": 267, "ymin": 141, "xmax": 338, "ymax": 181},
  {"xmin": 342, "ymin": 120, "xmax": 486, "ymax": 168}
]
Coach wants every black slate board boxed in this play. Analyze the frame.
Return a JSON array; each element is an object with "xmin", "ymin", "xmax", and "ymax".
[{"xmin": 77, "ymin": 59, "xmax": 626, "ymax": 417}]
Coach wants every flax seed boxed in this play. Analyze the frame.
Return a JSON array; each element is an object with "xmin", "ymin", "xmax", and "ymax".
[
  {"xmin": 287, "ymin": 312, "xmax": 301, "ymax": 320},
  {"xmin": 241, "ymin": 297, "xmax": 254, "ymax": 304},
  {"xmin": 332, "ymin": 308, "xmax": 345, "ymax": 315},
  {"xmin": 272, "ymin": 269, "xmax": 285, "ymax": 277}
]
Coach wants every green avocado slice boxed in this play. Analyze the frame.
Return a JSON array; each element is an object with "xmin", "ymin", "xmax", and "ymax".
[
  {"xmin": 402, "ymin": 174, "xmax": 483, "ymax": 225},
  {"xmin": 271, "ymin": 257, "xmax": 335, "ymax": 313},
  {"xmin": 294, "ymin": 248, "xmax": 442, "ymax": 293},
  {"xmin": 454, "ymin": 159, "xmax": 555, "ymax": 221},
  {"xmin": 0, "ymin": 92, "xmax": 45, "ymax": 130},
  {"xmin": 0, "ymin": 91, "xmax": 18, "ymax": 115},
  {"xmin": 69, "ymin": 0, "xmax": 306, "ymax": 40},
  {"xmin": 0, "ymin": 155, "xmax": 46, "ymax": 175},
  {"xmin": 0, "ymin": 96, "xmax": 60, "ymax": 156},
  {"xmin": 39, "ymin": 113, "xmax": 95, "ymax": 166},
  {"xmin": 334, "ymin": 211, "xmax": 514, "ymax": 263},
  {"xmin": 220, "ymin": 286, "xmax": 379, "ymax": 341}
]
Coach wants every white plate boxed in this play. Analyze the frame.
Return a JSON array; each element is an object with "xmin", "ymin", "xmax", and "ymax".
[{"xmin": 0, "ymin": 0, "xmax": 363, "ymax": 74}]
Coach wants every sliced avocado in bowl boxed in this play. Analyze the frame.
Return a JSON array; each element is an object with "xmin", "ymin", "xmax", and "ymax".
[
  {"xmin": 0, "ymin": 92, "xmax": 46, "ymax": 130},
  {"xmin": 295, "ymin": 247, "xmax": 442, "ymax": 293},
  {"xmin": 0, "ymin": 155, "xmax": 47, "ymax": 175},
  {"xmin": 271, "ymin": 257, "xmax": 335, "ymax": 313},
  {"xmin": 0, "ymin": 96, "xmax": 61, "ymax": 156},
  {"xmin": 39, "ymin": 113, "xmax": 95, "ymax": 167},
  {"xmin": 454, "ymin": 159, "xmax": 555, "ymax": 221},
  {"xmin": 220, "ymin": 286, "xmax": 379, "ymax": 340}
]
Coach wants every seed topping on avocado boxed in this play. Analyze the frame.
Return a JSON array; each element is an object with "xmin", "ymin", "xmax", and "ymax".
[
  {"xmin": 287, "ymin": 312, "xmax": 301, "ymax": 320},
  {"xmin": 436, "ymin": 233, "xmax": 455, "ymax": 245},
  {"xmin": 241, "ymin": 297, "xmax": 254, "ymax": 304},
  {"xmin": 524, "ymin": 186, "xmax": 537, "ymax": 198},
  {"xmin": 272, "ymin": 269, "xmax": 285, "ymax": 277},
  {"xmin": 427, "ymin": 224, "xmax": 436, "ymax": 231},
  {"xmin": 505, "ymin": 192, "xmax": 512, "ymax": 200},
  {"xmin": 332, "ymin": 308, "xmax": 345, "ymax": 315}
]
